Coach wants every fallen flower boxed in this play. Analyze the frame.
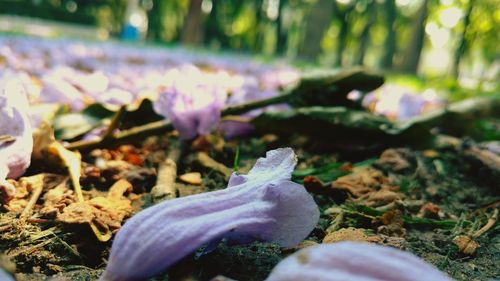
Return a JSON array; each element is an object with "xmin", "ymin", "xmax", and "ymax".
[
  {"xmin": 101, "ymin": 148, "xmax": 319, "ymax": 281},
  {"xmin": 154, "ymin": 65, "xmax": 227, "ymax": 139},
  {"xmin": 0, "ymin": 78, "xmax": 33, "ymax": 181},
  {"xmin": 266, "ymin": 242, "xmax": 453, "ymax": 281}
]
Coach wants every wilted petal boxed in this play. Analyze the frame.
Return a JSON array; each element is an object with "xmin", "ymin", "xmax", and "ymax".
[
  {"xmin": 0, "ymin": 269, "xmax": 14, "ymax": 281},
  {"xmin": 40, "ymin": 74, "xmax": 86, "ymax": 111},
  {"xmin": 154, "ymin": 66, "xmax": 227, "ymax": 139},
  {"xmin": 266, "ymin": 242, "xmax": 453, "ymax": 281},
  {"xmin": 101, "ymin": 148, "xmax": 319, "ymax": 281},
  {"xmin": 0, "ymin": 78, "xmax": 33, "ymax": 180},
  {"xmin": 219, "ymin": 120, "xmax": 255, "ymax": 139}
]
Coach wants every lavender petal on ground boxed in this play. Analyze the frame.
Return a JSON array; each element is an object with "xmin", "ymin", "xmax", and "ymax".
[
  {"xmin": 0, "ymin": 78, "xmax": 33, "ymax": 180},
  {"xmin": 101, "ymin": 148, "xmax": 319, "ymax": 281},
  {"xmin": 0, "ymin": 269, "xmax": 14, "ymax": 281},
  {"xmin": 266, "ymin": 242, "xmax": 454, "ymax": 281}
]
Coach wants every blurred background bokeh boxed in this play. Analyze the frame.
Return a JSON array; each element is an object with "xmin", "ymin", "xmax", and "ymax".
[{"xmin": 0, "ymin": 0, "xmax": 498, "ymax": 97}]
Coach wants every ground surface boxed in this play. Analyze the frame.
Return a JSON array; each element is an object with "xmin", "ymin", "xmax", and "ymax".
[{"xmin": 1, "ymin": 130, "xmax": 498, "ymax": 281}]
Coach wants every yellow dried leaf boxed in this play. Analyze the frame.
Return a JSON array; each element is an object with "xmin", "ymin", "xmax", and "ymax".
[{"xmin": 179, "ymin": 172, "xmax": 202, "ymax": 185}]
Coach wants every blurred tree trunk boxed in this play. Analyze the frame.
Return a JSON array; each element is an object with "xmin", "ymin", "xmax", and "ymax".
[
  {"xmin": 297, "ymin": 0, "xmax": 334, "ymax": 61},
  {"xmin": 380, "ymin": 0, "xmax": 397, "ymax": 69},
  {"xmin": 275, "ymin": 0, "xmax": 288, "ymax": 55},
  {"xmin": 253, "ymin": 0, "xmax": 265, "ymax": 52},
  {"xmin": 181, "ymin": 0, "xmax": 204, "ymax": 45},
  {"xmin": 147, "ymin": 0, "xmax": 164, "ymax": 41},
  {"xmin": 398, "ymin": 0, "xmax": 429, "ymax": 74},
  {"xmin": 354, "ymin": 0, "xmax": 377, "ymax": 66},
  {"xmin": 334, "ymin": 2, "xmax": 355, "ymax": 67},
  {"xmin": 451, "ymin": 0, "xmax": 474, "ymax": 78},
  {"xmin": 204, "ymin": 0, "xmax": 226, "ymax": 48}
]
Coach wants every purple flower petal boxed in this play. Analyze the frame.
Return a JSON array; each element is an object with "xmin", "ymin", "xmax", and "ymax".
[
  {"xmin": 219, "ymin": 120, "xmax": 256, "ymax": 139},
  {"xmin": 0, "ymin": 269, "xmax": 14, "ymax": 281},
  {"xmin": 154, "ymin": 66, "xmax": 227, "ymax": 139},
  {"xmin": 40, "ymin": 74, "xmax": 87, "ymax": 111},
  {"xmin": 101, "ymin": 148, "xmax": 319, "ymax": 281},
  {"xmin": 266, "ymin": 242, "xmax": 453, "ymax": 281},
  {"xmin": 0, "ymin": 78, "xmax": 33, "ymax": 180}
]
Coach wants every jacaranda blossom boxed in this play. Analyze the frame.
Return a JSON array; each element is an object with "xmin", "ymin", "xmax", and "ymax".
[
  {"xmin": 266, "ymin": 242, "xmax": 453, "ymax": 281},
  {"xmin": 101, "ymin": 148, "xmax": 319, "ymax": 281},
  {"xmin": 0, "ymin": 78, "xmax": 33, "ymax": 180},
  {"xmin": 154, "ymin": 65, "xmax": 227, "ymax": 139}
]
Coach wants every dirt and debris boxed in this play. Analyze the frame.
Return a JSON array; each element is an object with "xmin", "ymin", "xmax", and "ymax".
[
  {"xmin": 0, "ymin": 28, "xmax": 498, "ymax": 281},
  {"xmin": 1, "ymin": 119, "xmax": 499, "ymax": 281}
]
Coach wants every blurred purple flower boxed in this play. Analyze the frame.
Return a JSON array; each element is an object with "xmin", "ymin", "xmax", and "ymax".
[
  {"xmin": 154, "ymin": 65, "xmax": 227, "ymax": 139},
  {"xmin": 0, "ymin": 78, "xmax": 33, "ymax": 181},
  {"xmin": 101, "ymin": 148, "xmax": 319, "ymax": 281},
  {"xmin": 362, "ymin": 84, "xmax": 446, "ymax": 121},
  {"xmin": 266, "ymin": 242, "xmax": 453, "ymax": 281},
  {"xmin": 40, "ymin": 73, "xmax": 87, "ymax": 111}
]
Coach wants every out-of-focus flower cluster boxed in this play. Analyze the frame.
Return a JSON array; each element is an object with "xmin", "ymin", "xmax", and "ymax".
[
  {"xmin": 0, "ymin": 35, "xmax": 299, "ymax": 113},
  {"xmin": 357, "ymin": 84, "xmax": 446, "ymax": 121}
]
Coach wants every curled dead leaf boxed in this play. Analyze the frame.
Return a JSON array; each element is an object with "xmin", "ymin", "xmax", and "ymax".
[
  {"xmin": 322, "ymin": 227, "xmax": 380, "ymax": 244},
  {"xmin": 417, "ymin": 202, "xmax": 440, "ymax": 219},
  {"xmin": 331, "ymin": 166, "xmax": 390, "ymax": 198},
  {"xmin": 453, "ymin": 235, "xmax": 479, "ymax": 255},
  {"xmin": 362, "ymin": 187, "xmax": 404, "ymax": 207},
  {"xmin": 179, "ymin": 172, "xmax": 202, "ymax": 185},
  {"xmin": 377, "ymin": 209, "xmax": 406, "ymax": 237},
  {"xmin": 57, "ymin": 179, "xmax": 133, "ymax": 235},
  {"xmin": 375, "ymin": 148, "xmax": 412, "ymax": 172}
]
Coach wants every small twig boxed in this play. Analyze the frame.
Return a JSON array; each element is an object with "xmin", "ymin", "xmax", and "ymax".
[
  {"xmin": 0, "ymin": 135, "xmax": 15, "ymax": 145},
  {"xmin": 326, "ymin": 211, "xmax": 344, "ymax": 234},
  {"xmin": 18, "ymin": 175, "xmax": 45, "ymax": 225},
  {"xmin": 221, "ymin": 93, "xmax": 291, "ymax": 116},
  {"xmin": 63, "ymin": 69, "xmax": 388, "ymax": 151},
  {"xmin": 103, "ymin": 105, "xmax": 127, "ymax": 139},
  {"xmin": 50, "ymin": 232, "xmax": 81, "ymax": 258},
  {"xmin": 150, "ymin": 140, "xmax": 186, "ymax": 203},
  {"xmin": 233, "ymin": 146, "xmax": 240, "ymax": 172},
  {"xmin": 66, "ymin": 120, "xmax": 173, "ymax": 151},
  {"xmin": 7, "ymin": 237, "xmax": 56, "ymax": 258},
  {"xmin": 472, "ymin": 208, "xmax": 498, "ymax": 238},
  {"xmin": 195, "ymin": 152, "xmax": 233, "ymax": 180},
  {"xmin": 65, "ymin": 94, "xmax": 289, "ymax": 151},
  {"xmin": 220, "ymin": 115, "xmax": 252, "ymax": 123}
]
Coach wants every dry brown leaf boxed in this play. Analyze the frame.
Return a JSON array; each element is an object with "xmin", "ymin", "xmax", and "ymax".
[
  {"xmin": 375, "ymin": 148, "xmax": 412, "ymax": 172},
  {"xmin": 48, "ymin": 141, "xmax": 113, "ymax": 241},
  {"xmin": 331, "ymin": 166, "xmax": 389, "ymax": 198},
  {"xmin": 0, "ymin": 180, "xmax": 15, "ymax": 205},
  {"xmin": 417, "ymin": 202, "xmax": 440, "ymax": 219},
  {"xmin": 322, "ymin": 227, "xmax": 381, "ymax": 244},
  {"xmin": 179, "ymin": 172, "xmax": 202, "ymax": 185},
  {"xmin": 453, "ymin": 235, "xmax": 479, "ymax": 255},
  {"xmin": 4, "ymin": 174, "xmax": 64, "ymax": 213},
  {"xmin": 58, "ymin": 202, "xmax": 94, "ymax": 224},
  {"xmin": 323, "ymin": 227, "xmax": 405, "ymax": 249},
  {"xmin": 423, "ymin": 150, "xmax": 440, "ymax": 158},
  {"xmin": 31, "ymin": 122, "xmax": 56, "ymax": 159},
  {"xmin": 106, "ymin": 179, "xmax": 133, "ymax": 200},
  {"xmin": 48, "ymin": 142, "xmax": 83, "ymax": 202},
  {"xmin": 57, "ymin": 179, "xmax": 133, "ymax": 234},
  {"xmin": 362, "ymin": 187, "xmax": 404, "ymax": 207},
  {"xmin": 377, "ymin": 209, "xmax": 406, "ymax": 237}
]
